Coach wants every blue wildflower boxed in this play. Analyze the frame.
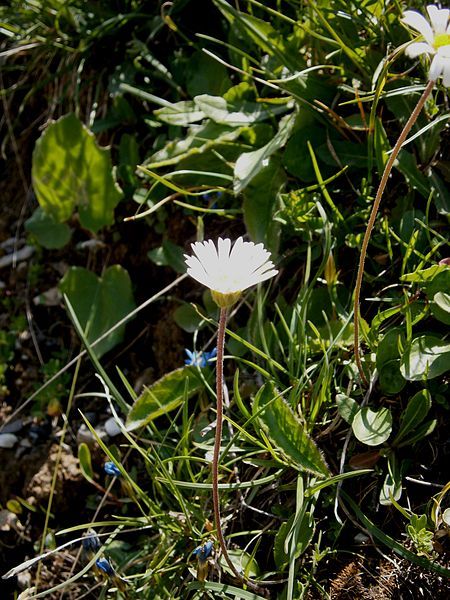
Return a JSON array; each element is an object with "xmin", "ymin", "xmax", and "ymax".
[
  {"xmin": 193, "ymin": 540, "xmax": 214, "ymax": 564},
  {"xmin": 82, "ymin": 529, "xmax": 101, "ymax": 553},
  {"xmin": 184, "ymin": 348, "xmax": 217, "ymax": 368},
  {"xmin": 104, "ymin": 461, "xmax": 121, "ymax": 477},
  {"xmin": 95, "ymin": 557, "xmax": 115, "ymax": 577}
]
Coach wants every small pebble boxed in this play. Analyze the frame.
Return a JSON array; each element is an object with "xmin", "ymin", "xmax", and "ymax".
[
  {"xmin": 0, "ymin": 433, "xmax": 19, "ymax": 448},
  {"xmin": 104, "ymin": 417, "xmax": 122, "ymax": 437}
]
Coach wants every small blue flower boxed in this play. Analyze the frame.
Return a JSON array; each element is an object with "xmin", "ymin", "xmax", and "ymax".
[
  {"xmin": 184, "ymin": 348, "xmax": 217, "ymax": 368},
  {"xmin": 82, "ymin": 529, "xmax": 101, "ymax": 553},
  {"xmin": 95, "ymin": 557, "xmax": 115, "ymax": 577},
  {"xmin": 104, "ymin": 461, "xmax": 121, "ymax": 477},
  {"xmin": 193, "ymin": 540, "xmax": 214, "ymax": 564}
]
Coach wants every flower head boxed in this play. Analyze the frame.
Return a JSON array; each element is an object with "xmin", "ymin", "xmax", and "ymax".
[
  {"xmin": 402, "ymin": 5, "xmax": 450, "ymax": 85},
  {"xmin": 184, "ymin": 348, "xmax": 217, "ymax": 367},
  {"xmin": 95, "ymin": 557, "xmax": 115, "ymax": 577},
  {"xmin": 104, "ymin": 461, "xmax": 121, "ymax": 477},
  {"xmin": 184, "ymin": 237, "xmax": 278, "ymax": 308},
  {"xmin": 193, "ymin": 540, "xmax": 214, "ymax": 564},
  {"xmin": 82, "ymin": 529, "xmax": 102, "ymax": 554}
]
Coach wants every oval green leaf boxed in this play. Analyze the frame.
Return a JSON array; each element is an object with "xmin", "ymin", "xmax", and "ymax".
[{"xmin": 352, "ymin": 407, "xmax": 392, "ymax": 447}]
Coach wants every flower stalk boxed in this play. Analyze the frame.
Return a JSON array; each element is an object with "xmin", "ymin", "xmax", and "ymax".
[{"xmin": 353, "ymin": 78, "xmax": 435, "ymax": 384}]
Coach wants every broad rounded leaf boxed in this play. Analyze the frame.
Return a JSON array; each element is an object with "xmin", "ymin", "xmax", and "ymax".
[
  {"xmin": 432, "ymin": 291, "xmax": 450, "ymax": 325},
  {"xmin": 32, "ymin": 113, "xmax": 123, "ymax": 232},
  {"xmin": 352, "ymin": 407, "xmax": 392, "ymax": 447},
  {"xmin": 378, "ymin": 359, "xmax": 406, "ymax": 395},
  {"xmin": 400, "ymin": 335, "xmax": 450, "ymax": 381},
  {"xmin": 336, "ymin": 393, "xmax": 359, "ymax": 424},
  {"xmin": 60, "ymin": 265, "xmax": 135, "ymax": 358},
  {"xmin": 25, "ymin": 207, "xmax": 71, "ymax": 249}
]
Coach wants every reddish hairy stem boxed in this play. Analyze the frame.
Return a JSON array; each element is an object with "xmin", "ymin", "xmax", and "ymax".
[
  {"xmin": 213, "ymin": 308, "xmax": 263, "ymax": 593},
  {"xmin": 353, "ymin": 79, "xmax": 435, "ymax": 385}
]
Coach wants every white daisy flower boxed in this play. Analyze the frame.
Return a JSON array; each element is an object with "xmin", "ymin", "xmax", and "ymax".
[
  {"xmin": 184, "ymin": 237, "xmax": 278, "ymax": 307},
  {"xmin": 402, "ymin": 5, "xmax": 450, "ymax": 85}
]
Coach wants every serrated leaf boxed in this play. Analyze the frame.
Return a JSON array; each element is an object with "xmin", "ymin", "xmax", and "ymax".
[
  {"xmin": 254, "ymin": 383, "xmax": 329, "ymax": 476},
  {"xmin": 393, "ymin": 390, "xmax": 431, "ymax": 446},
  {"xmin": 59, "ymin": 265, "xmax": 135, "ymax": 358},
  {"xmin": 126, "ymin": 367, "xmax": 203, "ymax": 431},
  {"xmin": 400, "ymin": 335, "xmax": 450, "ymax": 381},
  {"xmin": 32, "ymin": 113, "xmax": 123, "ymax": 232},
  {"xmin": 352, "ymin": 407, "xmax": 392, "ymax": 447}
]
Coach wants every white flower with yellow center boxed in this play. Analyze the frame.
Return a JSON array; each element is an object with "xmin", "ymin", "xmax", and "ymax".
[
  {"xmin": 184, "ymin": 237, "xmax": 278, "ymax": 307},
  {"xmin": 402, "ymin": 5, "xmax": 450, "ymax": 85}
]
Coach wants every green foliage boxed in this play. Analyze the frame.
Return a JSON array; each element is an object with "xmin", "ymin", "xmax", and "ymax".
[
  {"xmin": 32, "ymin": 114, "xmax": 123, "ymax": 232},
  {"xmin": 59, "ymin": 265, "xmax": 135, "ymax": 358},
  {"xmin": 126, "ymin": 367, "xmax": 204, "ymax": 431},
  {"xmin": 2, "ymin": 0, "xmax": 450, "ymax": 596},
  {"xmin": 25, "ymin": 207, "xmax": 72, "ymax": 249}
]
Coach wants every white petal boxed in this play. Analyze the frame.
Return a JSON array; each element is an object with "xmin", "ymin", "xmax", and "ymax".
[
  {"xmin": 442, "ymin": 65, "xmax": 450, "ymax": 86},
  {"xmin": 406, "ymin": 41, "xmax": 434, "ymax": 57},
  {"xmin": 429, "ymin": 53, "xmax": 445, "ymax": 80},
  {"xmin": 402, "ymin": 10, "xmax": 435, "ymax": 45},
  {"xmin": 427, "ymin": 5, "xmax": 449, "ymax": 34},
  {"xmin": 438, "ymin": 44, "xmax": 450, "ymax": 58},
  {"xmin": 217, "ymin": 237, "xmax": 231, "ymax": 264}
]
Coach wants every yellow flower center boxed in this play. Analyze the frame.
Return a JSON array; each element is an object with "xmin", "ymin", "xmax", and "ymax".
[{"xmin": 434, "ymin": 33, "xmax": 450, "ymax": 49}]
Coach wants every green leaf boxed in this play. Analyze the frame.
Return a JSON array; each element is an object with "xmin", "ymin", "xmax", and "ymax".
[
  {"xmin": 154, "ymin": 101, "xmax": 205, "ymax": 126},
  {"xmin": 352, "ymin": 407, "xmax": 392, "ymax": 447},
  {"xmin": 126, "ymin": 367, "xmax": 203, "ymax": 431},
  {"xmin": 429, "ymin": 169, "xmax": 450, "ymax": 216},
  {"xmin": 234, "ymin": 112, "xmax": 295, "ymax": 194},
  {"xmin": 78, "ymin": 442, "xmax": 94, "ymax": 482},
  {"xmin": 336, "ymin": 393, "xmax": 359, "ymax": 424},
  {"xmin": 24, "ymin": 207, "xmax": 72, "ymax": 249},
  {"xmin": 173, "ymin": 304, "xmax": 204, "ymax": 333},
  {"xmin": 282, "ymin": 124, "xmax": 327, "ymax": 182},
  {"xmin": 379, "ymin": 455, "xmax": 403, "ymax": 506},
  {"xmin": 194, "ymin": 94, "xmax": 288, "ymax": 126},
  {"xmin": 147, "ymin": 240, "xmax": 186, "ymax": 273},
  {"xmin": 400, "ymin": 335, "xmax": 450, "ymax": 381},
  {"xmin": 395, "ymin": 150, "xmax": 430, "ymax": 197},
  {"xmin": 396, "ymin": 419, "xmax": 436, "ymax": 447},
  {"xmin": 432, "ymin": 291, "xmax": 450, "ymax": 325},
  {"xmin": 220, "ymin": 549, "xmax": 260, "ymax": 578},
  {"xmin": 317, "ymin": 140, "xmax": 368, "ymax": 168},
  {"xmin": 242, "ymin": 157, "xmax": 285, "ymax": 250},
  {"xmin": 378, "ymin": 359, "xmax": 406, "ymax": 395},
  {"xmin": 254, "ymin": 383, "xmax": 329, "ymax": 476},
  {"xmin": 274, "ymin": 511, "xmax": 315, "ymax": 569},
  {"xmin": 185, "ymin": 51, "xmax": 232, "ymax": 97},
  {"xmin": 59, "ymin": 265, "xmax": 135, "ymax": 358},
  {"xmin": 32, "ymin": 113, "xmax": 123, "ymax": 232},
  {"xmin": 393, "ymin": 390, "xmax": 431, "ymax": 446},
  {"xmin": 401, "ymin": 264, "xmax": 448, "ymax": 284}
]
